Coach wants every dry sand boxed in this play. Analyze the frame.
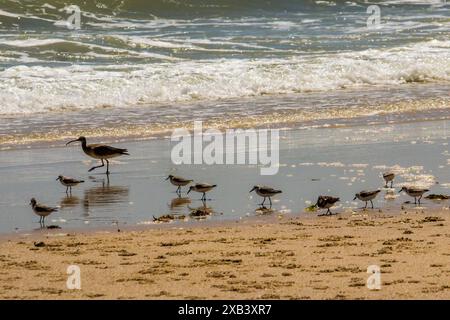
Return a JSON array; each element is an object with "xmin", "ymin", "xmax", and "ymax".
[{"xmin": 0, "ymin": 209, "xmax": 449, "ymax": 300}]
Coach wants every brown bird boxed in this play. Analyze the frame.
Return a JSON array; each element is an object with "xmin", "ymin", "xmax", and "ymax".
[
  {"xmin": 187, "ymin": 183, "xmax": 217, "ymax": 201},
  {"xmin": 399, "ymin": 186, "xmax": 429, "ymax": 205},
  {"xmin": 316, "ymin": 195, "xmax": 340, "ymax": 215},
  {"xmin": 56, "ymin": 175, "xmax": 84, "ymax": 193},
  {"xmin": 353, "ymin": 189, "xmax": 381, "ymax": 209},
  {"xmin": 30, "ymin": 198, "xmax": 58, "ymax": 225},
  {"xmin": 66, "ymin": 136, "xmax": 129, "ymax": 174},
  {"xmin": 383, "ymin": 172, "xmax": 395, "ymax": 188},
  {"xmin": 249, "ymin": 185, "xmax": 282, "ymax": 207},
  {"xmin": 165, "ymin": 175, "xmax": 193, "ymax": 194}
]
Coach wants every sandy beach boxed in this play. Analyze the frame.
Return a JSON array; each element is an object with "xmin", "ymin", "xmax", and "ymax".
[{"xmin": 0, "ymin": 208, "xmax": 449, "ymax": 300}]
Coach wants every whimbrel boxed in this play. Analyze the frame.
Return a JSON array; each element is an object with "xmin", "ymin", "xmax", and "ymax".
[
  {"xmin": 66, "ymin": 136, "xmax": 129, "ymax": 174},
  {"xmin": 187, "ymin": 183, "xmax": 217, "ymax": 201},
  {"xmin": 354, "ymin": 189, "xmax": 381, "ymax": 209},
  {"xmin": 399, "ymin": 186, "xmax": 429, "ymax": 205},
  {"xmin": 30, "ymin": 198, "xmax": 58, "ymax": 225},
  {"xmin": 166, "ymin": 175, "xmax": 193, "ymax": 194},
  {"xmin": 316, "ymin": 195, "xmax": 340, "ymax": 215},
  {"xmin": 249, "ymin": 185, "xmax": 282, "ymax": 207},
  {"xmin": 56, "ymin": 175, "xmax": 84, "ymax": 193},
  {"xmin": 383, "ymin": 172, "xmax": 395, "ymax": 188}
]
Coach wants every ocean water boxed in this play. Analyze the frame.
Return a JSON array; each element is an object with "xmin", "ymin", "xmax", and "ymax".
[{"xmin": 0, "ymin": 0, "xmax": 449, "ymax": 146}]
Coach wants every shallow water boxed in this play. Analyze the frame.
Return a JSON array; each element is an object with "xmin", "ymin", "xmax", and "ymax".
[{"xmin": 0, "ymin": 119, "xmax": 448, "ymax": 235}]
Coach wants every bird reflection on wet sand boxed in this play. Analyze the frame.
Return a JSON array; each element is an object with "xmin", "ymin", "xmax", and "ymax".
[
  {"xmin": 59, "ymin": 195, "xmax": 80, "ymax": 209},
  {"xmin": 82, "ymin": 176, "xmax": 129, "ymax": 216},
  {"xmin": 169, "ymin": 196, "xmax": 191, "ymax": 214}
]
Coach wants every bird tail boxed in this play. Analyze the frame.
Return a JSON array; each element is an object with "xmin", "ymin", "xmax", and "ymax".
[{"xmin": 212, "ymin": 185, "xmax": 217, "ymax": 188}]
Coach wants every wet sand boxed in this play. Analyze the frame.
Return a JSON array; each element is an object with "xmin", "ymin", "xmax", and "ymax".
[{"xmin": 0, "ymin": 209, "xmax": 449, "ymax": 299}]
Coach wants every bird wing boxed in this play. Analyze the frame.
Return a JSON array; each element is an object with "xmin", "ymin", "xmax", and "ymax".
[
  {"xmin": 173, "ymin": 176, "xmax": 192, "ymax": 183},
  {"xmin": 196, "ymin": 183, "xmax": 214, "ymax": 188},
  {"xmin": 360, "ymin": 190, "xmax": 380, "ymax": 197},
  {"xmin": 64, "ymin": 177, "xmax": 84, "ymax": 184},
  {"xmin": 36, "ymin": 205, "xmax": 58, "ymax": 213},
  {"xmin": 260, "ymin": 186, "xmax": 282, "ymax": 193},
  {"xmin": 91, "ymin": 144, "xmax": 129, "ymax": 157}
]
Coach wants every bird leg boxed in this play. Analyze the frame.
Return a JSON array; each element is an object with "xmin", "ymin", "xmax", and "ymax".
[
  {"xmin": 390, "ymin": 181, "xmax": 393, "ymax": 188},
  {"xmin": 414, "ymin": 197, "xmax": 417, "ymax": 205},
  {"xmin": 106, "ymin": 159, "xmax": 110, "ymax": 175},
  {"xmin": 370, "ymin": 200, "xmax": 374, "ymax": 209},
  {"xmin": 66, "ymin": 186, "xmax": 69, "ymax": 194},
  {"xmin": 269, "ymin": 197, "xmax": 272, "ymax": 207},
  {"xmin": 418, "ymin": 195, "xmax": 422, "ymax": 205},
  {"xmin": 327, "ymin": 208, "xmax": 331, "ymax": 215},
  {"xmin": 260, "ymin": 197, "xmax": 266, "ymax": 206},
  {"xmin": 89, "ymin": 159, "xmax": 105, "ymax": 172},
  {"xmin": 176, "ymin": 186, "xmax": 181, "ymax": 194},
  {"xmin": 364, "ymin": 201, "xmax": 368, "ymax": 209}
]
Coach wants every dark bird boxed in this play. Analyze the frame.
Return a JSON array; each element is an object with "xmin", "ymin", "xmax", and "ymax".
[
  {"xmin": 66, "ymin": 136, "xmax": 129, "ymax": 174},
  {"xmin": 166, "ymin": 175, "xmax": 193, "ymax": 194},
  {"xmin": 56, "ymin": 175, "xmax": 84, "ymax": 193},
  {"xmin": 316, "ymin": 195, "xmax": 340, "ymax": 215},
  {"xmin": 30, "ymin": 198, "xmax": 58, "ymax": 225},
  {"xmin": 354, "ymin": 189, "xmax": 381, "ymax": 209},
  {"xmin": 249, "ymin": 185, "xmax": 282, "ymax": 207}
]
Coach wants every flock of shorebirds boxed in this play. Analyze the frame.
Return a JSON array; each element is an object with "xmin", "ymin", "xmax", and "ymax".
[{"xmin": 30, "ymin": 137, "xmax": 431, "ymax": 225}]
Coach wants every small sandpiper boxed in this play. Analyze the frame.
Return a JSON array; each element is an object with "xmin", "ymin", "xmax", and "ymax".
[
  {"xmin": 316, "ymin": 195, "xmax": 340, "ymax": 215},
  {"xmin": 66, "ymin": 136, "xmax": 129, "ymax": 174},
  {"xmin": 166, "ymin": 175, "xmax": 193, "ymax": 194},
  {"xmin": 30, "ymin": 198, "xmax": 58, "ymax": 225},
  {"xmin": 354, "ymin": 189, "xmax": 381, "ymax": 209},
  {"xmin": 383, "ymin": 172, "xmax": 395, "ymax": 188},
  {"xmin": 249, "ymin": 185, "xmax": 282, "ymax": 207},
  {"xmin": 399, "ymin": 186, "xmax": 429, "ymax": 205},
  {"xmin": 187, "ymin": 183, "xmax": 217, "ymax": 201},
  {"xmin": 56, "ymin": 175, "xmax": 84, "ymax": 193}
]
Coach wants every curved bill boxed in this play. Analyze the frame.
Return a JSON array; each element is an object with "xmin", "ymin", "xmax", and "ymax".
[{"xmin": 66, "ymin": 138, "xmax": 80, "ymax": 145}]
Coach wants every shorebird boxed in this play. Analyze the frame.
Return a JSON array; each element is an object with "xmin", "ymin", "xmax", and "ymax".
[
  {"xmin": 66, "ymin": 136, "xmax": 129, "ymax": 174},
  {"xmin": 30, "ymin": 198, "xmax": 58, "ymax": 225},
  {"xmin": 56, "ymin": 175, "xmax": 84, "ymax": 193},
  {"xmin": 187, "ymin": 183, "xmax": 217, "ymax": 201},
  {"xmin": 166, "ymin": 175, "xmax": 193, "ymax": 194},
  {"xmin": 353, "ymin": 189, "xmax": 381, "ymax": 209},
  {"xmin": 383, "ymin": 172, "xmax": 395, "ymax": 188},
  {"xmin": 316, "ymin": 195, "xmax": 340, "ymax": 215},
  {"xmin": 399, "ymin": 186, "xmax": 429, "ymax": 205},
  {"xmin": 249, "ymin": 185, "xmax": 282, "ymax": 207}
]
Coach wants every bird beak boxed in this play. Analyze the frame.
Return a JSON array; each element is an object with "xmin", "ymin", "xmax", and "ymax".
[
  {"xmin": 249, "ymin": 187, "xmax": 256, "ymax": 193},
  {"xmin": 56, "ymin": 177, "xmax": 59, "ymax": 181},
  {"xmin": 165, "ymin": 176, "xmax": 170, "ymax": 181},
  {"xmin": 398, "ymin": 189, "xmax": 402, "ymax": 193},
  {"xmin": 66, "ymin": 138, "xmax": 80, "ymax": 145},
  {"xmin": 187, "ymin": 189, "xmax": 191, "ymax": 194},
  {"xmin": 353, "ymin": 196, "xmax": 356, "ymax": 201}
]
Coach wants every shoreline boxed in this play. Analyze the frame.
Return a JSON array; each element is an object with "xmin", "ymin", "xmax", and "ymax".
[
  {"xmin": 0, "ymin": 208, "xmax": 448, "ymax": 299},
  {"xmin": 1, "ymin": 84, "xmax": 449, "ymax": 150}
]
